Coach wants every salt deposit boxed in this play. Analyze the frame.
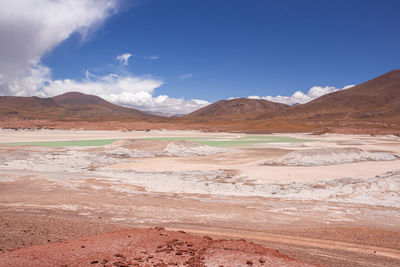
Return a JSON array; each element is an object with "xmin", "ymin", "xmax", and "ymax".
[
  {"xmin": 162, "ymin": 141, "xmax": 228, "ymax": 157},
  {"xmin": 105, "ymin": 147, "xmax": 156, "ymax": 158},
  {"xmin": 0, "ymin": 149, "xmax": 124, "ymax": 172},
  {"xmin": 99, "ymin": 169, "xmax": 400, "ymax": 208},
  {"xmin": 264, "ymin": 148, "xmax": 399, "ymax": 166},
  {"xmin": 0, "ymin": 140, "xmax": 227, "ymax": 172},
  {"xmin": 1, "ymin": 132, "xmax": 400, "ymax": 214}
]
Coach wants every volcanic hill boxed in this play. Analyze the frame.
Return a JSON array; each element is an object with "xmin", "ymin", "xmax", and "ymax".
[
  {"xmin": 187, "ymin": 98, "xmax": 288, "ymax": 117},
  {"xmin": 0, "ymin": 92, "xmax": 153, "ymax": 121}
]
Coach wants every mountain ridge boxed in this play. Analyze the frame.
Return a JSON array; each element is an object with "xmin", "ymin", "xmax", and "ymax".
[
  {"xmin": 0, "ymin": 92, "xmax": 155, "ymax": 121},
  {"xmin": 0, "ymin": 69, "xmax": 399, "ymax": 134}
]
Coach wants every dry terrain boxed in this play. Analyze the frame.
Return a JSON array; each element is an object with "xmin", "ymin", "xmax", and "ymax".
[{"xmin": 0, "ymin": 129, "xmax": 399, "ymax": 266}]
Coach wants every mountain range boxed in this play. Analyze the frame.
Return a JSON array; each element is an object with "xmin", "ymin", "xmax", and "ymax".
[{"xmin": 0, "ymin": 69, "xmax": 399, "ymax": 133}]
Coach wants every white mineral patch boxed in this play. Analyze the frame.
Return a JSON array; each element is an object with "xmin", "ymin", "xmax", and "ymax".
[
  {"xmin": 264, "ymin": 148, "xmax": 399, "ymax": 166},
  {"xmin": 257, "ymin": 171, "xmax": 400, "ymax": 208},
  {"xmin": 162, "ymin": 141, "xmax": 227, "ymax": 157},
  {"xmin": 104, "ymin": 147, "xmax": 156, "ymax": 158},
  {"xmin": 91, "ymin": 168, "xmax": 400, "ymax": 208},
  {"xmin": 0, "ymin": 149, "xmax": 127, "ymax": 172},
  {"xmin": 0, "ymin": 142, "xmax": 227, "ymax": 173}
]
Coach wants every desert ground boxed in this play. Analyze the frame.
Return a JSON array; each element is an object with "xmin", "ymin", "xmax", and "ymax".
[{"xmin": 0, "ymin": 129, "xmax": 400, "ymax": 266}]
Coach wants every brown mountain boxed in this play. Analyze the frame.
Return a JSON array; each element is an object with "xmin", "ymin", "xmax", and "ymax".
[
  {"xmin": 179, "ymin": 69, "xmax": 400, "ymax": 134},
  {"xmin": 0, "ymin": 96, "xmax": 62, "ymax": 119},
  {"xmin": 0, "ymin": 92, "xmax": 153, "ymax": 121},
  {"xmin": 52, "ymin": 92, "xmax": 151, "ymax": 120},
  {"xmin": 53, "ymin": 92, "xmax": 111, "ymax": 106},
  {"xmin": 186, "ymin": 98, "xmax": 288, "ymax": 117},
  {"xmin": 1, "ymin": 70, "xmax": 399, "ymax": 134},
  {"xmin": 277, "ymin": 69, "xmax": 400, "ymax": 121}
]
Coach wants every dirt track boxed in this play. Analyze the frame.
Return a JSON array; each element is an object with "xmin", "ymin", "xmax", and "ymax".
[
  {"xmin": 167, "ymin": 227, "xmax": 400, "ymax": 267},
  {"xmin": 1, "ymin": 214, "xmax": 399, "ymax": 266}
]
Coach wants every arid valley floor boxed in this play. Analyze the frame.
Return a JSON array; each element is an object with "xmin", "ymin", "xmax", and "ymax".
[{"xmin": 0, "ymin": 129, "xmax": 399, "ymax": 266}]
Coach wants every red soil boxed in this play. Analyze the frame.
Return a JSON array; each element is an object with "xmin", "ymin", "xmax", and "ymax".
[{"xmin": 0, "ymin": 228, "xmax": 315, "ymax": 267}]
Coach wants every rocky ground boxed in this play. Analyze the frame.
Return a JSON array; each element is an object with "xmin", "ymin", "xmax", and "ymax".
[{"xmin": 0, "ymin": 217, "xmax": 314, "ymax": 267}]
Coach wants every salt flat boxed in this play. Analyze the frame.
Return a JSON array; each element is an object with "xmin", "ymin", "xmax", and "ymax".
[
  {"xmin": 1, "ymin": 130, "xmax": 400, "ymax": 266},
  {"xmin": 1, "ymin": 129, "xmax": 399, "ymax": 209}
]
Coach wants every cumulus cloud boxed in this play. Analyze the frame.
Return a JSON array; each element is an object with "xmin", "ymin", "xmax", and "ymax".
[
  {"xmin": 42, "ymin": 72, "xmax": 210, "ymax": 114},
  {"xmin": 116, "ymin": 53, "xmax": 132, "ymax": 66},
  {"xmin": 108, "ymin": 93, "xmax": 210, "ymax": 114},
  {"xmin": 0, "ymin": 0, "xmax": 119, "ymax": 96},
  {"xmin": 43, "ymin": 72, "xmax": 162, "ymax": 97},
  {"xmin": 248, "ymin": 85, "xmax": 354, "ymax": 105}
]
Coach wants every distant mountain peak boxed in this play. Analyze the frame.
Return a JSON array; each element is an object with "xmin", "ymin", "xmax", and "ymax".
[
  {"xmin": 53, "ymin": 92, "xmax": 108, "ymax": 106},
  {"xmin": 186, "ymin": 98, "xmax": 288, "ymax": 117}
]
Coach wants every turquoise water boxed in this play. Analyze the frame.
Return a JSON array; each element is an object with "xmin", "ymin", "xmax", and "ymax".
[{"xmin": 0, "ymin": 135, "xmax": 314, "ymax": 148}]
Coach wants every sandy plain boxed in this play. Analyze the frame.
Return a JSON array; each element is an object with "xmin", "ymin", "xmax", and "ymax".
[{"xmin": 0, "ymin": 129, "xmax": 400, "ymax": 266}]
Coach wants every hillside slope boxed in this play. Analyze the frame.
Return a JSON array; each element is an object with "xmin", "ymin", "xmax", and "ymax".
[
  {"xmin": 181, "ymin": 69, "xmax": 400, "ymax": 134},
  {"xmin": 281, "ymin": 69, "xmax": 400, "ymax": 121},
  {"xmin": 0, "ymin": 92, "xmax": 153, "ymax": 121},
  {"xmin": 186, "ymin": 98, "xmax": 288, "ymax": 117}
]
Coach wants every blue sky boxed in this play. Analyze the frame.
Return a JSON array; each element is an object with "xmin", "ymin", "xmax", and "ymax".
[{"xmin": 1, "ymin": 0, "xmax": 399, "ymax": 113}]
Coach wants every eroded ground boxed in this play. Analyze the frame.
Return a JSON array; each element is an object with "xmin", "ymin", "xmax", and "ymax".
[{"xmin": 0, "ymin": 129, "xmax": 399, "ymax": 266}]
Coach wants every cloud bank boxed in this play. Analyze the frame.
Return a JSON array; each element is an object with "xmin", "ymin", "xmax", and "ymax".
[
  {"xmin": 247, "ymin": 85, "xmax": 354, "ymax": 105},
  {"xmin": 43, "ymin": 72, "xmax": 210, "ymax": 114}
]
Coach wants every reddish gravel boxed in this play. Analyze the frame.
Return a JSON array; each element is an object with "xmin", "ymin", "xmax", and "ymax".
[{"xmin": 0, "ymin": 227, "xmax": 315, "ymax": 267}]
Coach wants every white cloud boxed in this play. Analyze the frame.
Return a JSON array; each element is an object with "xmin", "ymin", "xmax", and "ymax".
[
  {"xmin": 44, "ymin": 72, "xmax": 162, "ymax": 97},
  {"xmin": 107, "ymin": 92, "xmax": 210, "ymax": 114},
  {"xmin": 180, "ymin": 73, "xmax": 193, "ymax": 79},
  {"xmin": 0, "ymin": 0, "xmax": 119, "ymax": 96},
  {"xmin": 248, "ymin": 85, "xmax": 354, "ymax": 105},
  {"xmin": 116, "ymin": 53, "xmax": 132, "ymax": 66},
  {"xmin": 10, "ymin": 64, "xmax": 52, "ymax": 97},
  {"xmin": 342, "ymin": 85, "xmax": 356, "ymax": 90}
]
